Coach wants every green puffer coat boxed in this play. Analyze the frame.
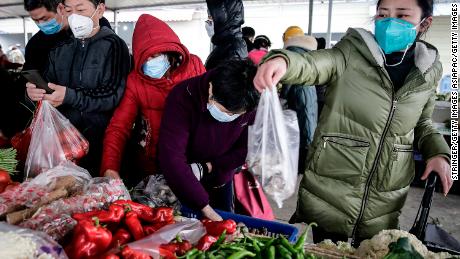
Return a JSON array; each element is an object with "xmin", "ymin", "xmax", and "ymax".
[{"xmin": 263, "ymin": 28, "xmax": 450, "ymax": 240}]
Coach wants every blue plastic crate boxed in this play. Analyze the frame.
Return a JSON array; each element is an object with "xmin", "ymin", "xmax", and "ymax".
[{"xmin": 180, "ymin": 206, "xmax": 299, "ymax": 242}]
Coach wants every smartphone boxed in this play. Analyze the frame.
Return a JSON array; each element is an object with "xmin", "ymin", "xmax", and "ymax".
[{"xmin": 21, "ymin": 70, "xmax": 54, "ymax": 94}]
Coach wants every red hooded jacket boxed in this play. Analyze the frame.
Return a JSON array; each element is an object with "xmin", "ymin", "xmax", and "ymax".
[{"xmin": 101, "ymin": 14, "xmax": 205, "ymax": 175}]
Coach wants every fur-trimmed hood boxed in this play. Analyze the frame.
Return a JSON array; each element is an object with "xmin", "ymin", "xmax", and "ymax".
[{"xmin": 283, "ymin": 35, "xmax": 318, "ymax": 51}]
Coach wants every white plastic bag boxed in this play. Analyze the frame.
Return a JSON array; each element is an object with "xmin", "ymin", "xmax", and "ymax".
[
  {"xmin": 0, "ymin": 222, "xmax": 68, "ymax": 259},
  {"xmin": 25, "ymin": 101, "xmax": 89, "ymax": 178},
  {"xmin": 247, "ymin": 86, "xmax": 299, "ymax": 208},
  {"xmin": 126, "ymin": 219, "xmax": 205, "ymax": 259}
]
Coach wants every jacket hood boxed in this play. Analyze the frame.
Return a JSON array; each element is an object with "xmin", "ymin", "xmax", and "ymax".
[
  {"xmin": 283, "ymin": 35, "xmax": 318, "ymax": 51},
  {"xmin": 132, "ymin": 14, "xmax": 191, "ymax": 83},
  {"xmin": 344, "ymin": 28, "xmax": 438, "ymax": 75}
]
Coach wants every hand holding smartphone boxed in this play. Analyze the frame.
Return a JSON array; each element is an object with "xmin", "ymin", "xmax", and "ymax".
[{"xmin": 21, "ymin": 70, "xmax": 54, "ymax": 94}]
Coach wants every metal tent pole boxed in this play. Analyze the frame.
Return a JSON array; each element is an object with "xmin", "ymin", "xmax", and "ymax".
[
  {"xmin": 326, "ymin": 0, "xmax": 333, "ymax": 48},
  {"xmin": 114, "ymin": 10, "xmax": 119, "ymax": 34},
  {"xmin": 308, "ymin": 0, "xmax": 314, "ymax": 35},
  {"xmin": 23, "ymin": 17, "xmax": 28, "ymax": 45}
]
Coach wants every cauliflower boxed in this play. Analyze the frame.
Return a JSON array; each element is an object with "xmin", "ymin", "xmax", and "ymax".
[
  {"xmin": 317, "ymin": 239, "xmax": 356, "ymax": 255},
  {"xmin": 355, "ymin": 229, "xmax": 454, "ymax": 259}
]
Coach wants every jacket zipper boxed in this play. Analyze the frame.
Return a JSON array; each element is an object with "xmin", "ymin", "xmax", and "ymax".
[
  {"xmin": 351, "ymin": 69, "xmax": 398, "ymax": 243},
  {"xmin": 322, "ymin": 136, "xmax": 370, "ymax": 148},
  {"xmin": 394, "ymin": 147, "xmax": 413, "ymax": 152},
  {"xmin": 392, "ymin": 146, "xmax": 413, "ymax": 161}
]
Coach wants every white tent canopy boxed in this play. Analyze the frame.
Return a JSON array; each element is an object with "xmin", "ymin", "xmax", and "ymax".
[{"xmin": 0, "ymin": 0, "xmax": 321, "ymax": 19}]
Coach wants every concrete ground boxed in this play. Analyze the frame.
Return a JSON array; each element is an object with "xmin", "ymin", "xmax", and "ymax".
[{"xmin": 269, "ymin": 180, "xmax": 460, "ymax": 244}]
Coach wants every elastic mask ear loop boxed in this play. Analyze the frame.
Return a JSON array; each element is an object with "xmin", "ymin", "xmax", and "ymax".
[
  {"xmin": 381, "ymin": 45, "xmax": 411, "ymax": 67},
  {"xmin": 90, "ymin": 6, "xmax": 100, "ymax": 31}
]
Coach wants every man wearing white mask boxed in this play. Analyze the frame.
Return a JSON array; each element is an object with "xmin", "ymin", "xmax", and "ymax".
[
  {"xmin": 23, "ymin": 0, "xmax": 112, "ymax": 74},
  {"xmin": 26, "ymin": 0, "xmax": 131, "ymax": 175}
]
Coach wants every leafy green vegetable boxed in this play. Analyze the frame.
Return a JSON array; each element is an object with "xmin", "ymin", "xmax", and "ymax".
[{"xmin": 383, "ymin": 237, "xmax": 423, "ymax": 259}]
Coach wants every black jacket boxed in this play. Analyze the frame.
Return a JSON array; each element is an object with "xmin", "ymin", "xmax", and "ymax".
[
  {"xmin": 24, "ymin": 17, "xmax": 112, "ymax": 74},
  {"xmin": 205, "ymin": 0, "xmax": 247, "ymax": 69},
  {"xmin": 45, "ymin": 26, "xmax": 130, "ymax": 174}
]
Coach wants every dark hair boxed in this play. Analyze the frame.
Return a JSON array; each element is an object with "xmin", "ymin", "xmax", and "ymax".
[
  {"xmin": 210, "ymin": 60, "xmax": 260, "ymax": 113},
  {"xmin": 316, "ymin": 37, "xmax": 326, "ymax": 50},
  {"xmin": 88, "ymin": 0, "xmax": 104, "ymax": 7},
  {"xmin": 24, "ymin": 0, "xmax": 61, "ymax": 12},
  {"xmin": 62, "ymin": 0, "xmax": 104, "ymax": 8},
  {"xmin": 242, "ymin": 27, "xmax": 256, "ymax": 38},
  {"xmin": 253, "ymin": 35, "xmax": 271, "ymax": 50},
  {"xmin": 376, "ymin": 0, "xmax": 433, "ymax": 20}
]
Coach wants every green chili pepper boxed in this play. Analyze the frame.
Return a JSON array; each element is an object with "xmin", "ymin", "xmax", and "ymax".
[
  {"xmin": 252, "ymin": 238, "xmax": 261, "ymax": 253},
  {"xmin": 210, "ymin": 230, "xmax": 227, "ymax": 251},
  {"xmin": 281, "ymin": 237, "xmax": 298, "ymax": 254},
  {"xmin": 294, "ymin": 223, "xmax": 317, "ymax": 251},
  {"xmin": 263, "ymin": 238, "xmax": 276, "ymax": 248},
  {"xmin": 184, "ymin": 248, "xmax": 199, "ymax": 259},
  {"xmin": 295, "ymin": 251, "xmax": 305, "ymax": 259},
  {"xmin": 227, "ymin": 250, "xmax": 256, "ymax": 259},
  {"xmin": 268, "ymin": 246, "xmax": 276, "ymax": 259},
  {"xmin": 278, "ymin": 244, "xmax": 293, "ymax": 257}
]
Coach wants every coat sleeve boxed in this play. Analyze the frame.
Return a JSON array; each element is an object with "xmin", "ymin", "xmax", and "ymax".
[
  {"xmin": 101, "ymin": 78, "xmax": 139, "ymax": 174},
  {"xmin": 261, "ymin": 38, "xmax": 352, "ymax": 87},
  {"xmin": 158, "ymin": 84, "xmax": 210, "ymax": 210},
  {"xmin": 205, "ymin": 0, "xmax": 247, "ymax": 69},
  {"xmin": 61, "ymin": 37, "xmax": 130, "ymax": 113},
  {"xmin": 414, "ymin": 89, "xmax": 450, "ymax": 162}
]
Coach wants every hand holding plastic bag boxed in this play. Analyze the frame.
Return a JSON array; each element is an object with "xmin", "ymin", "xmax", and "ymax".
[
  {"xmin": 247, "ymin": 86, "xmax": 299, "ymax": 208},
  {"xmin": 25, "ymin": 101, "xmax": 89, "ymax": 178}
]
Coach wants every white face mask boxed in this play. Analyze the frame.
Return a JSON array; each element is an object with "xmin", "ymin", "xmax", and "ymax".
[{"xmin": 68, "ymin": 7, "xmax": 99, "ymax": 39}]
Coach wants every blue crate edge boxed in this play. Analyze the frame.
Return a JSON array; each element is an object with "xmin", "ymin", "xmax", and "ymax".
[{"xmin": 180, "ymin": 206, "xmax": 299, "ymax": 242}]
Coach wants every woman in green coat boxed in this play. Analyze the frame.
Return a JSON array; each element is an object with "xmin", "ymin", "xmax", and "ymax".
[{"xmin": 254, "ymin": 0, "xmax": 453, "ymax": 245}]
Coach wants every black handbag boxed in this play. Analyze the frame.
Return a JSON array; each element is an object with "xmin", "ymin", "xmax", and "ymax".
[{"xmin": 410, "ymin": 173, "xmax": 460, "ymax": 255}]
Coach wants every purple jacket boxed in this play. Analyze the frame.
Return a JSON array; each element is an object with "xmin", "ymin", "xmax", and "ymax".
[{"xmin": 158, "ymin": 71, "xmax": 256, "ymax": 210}]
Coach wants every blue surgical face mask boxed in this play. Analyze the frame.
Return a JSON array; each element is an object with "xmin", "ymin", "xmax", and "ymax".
[
  {"xmin": 37, "ymin": 17, "xmax": 63, "ymax": 35},
  {"xmin": 207, "ymin": 102, "xmax": 241, "ymax": 122},
  {"xmin": 142, "ymin": 54, "xmax": 171, "ymax": 79},
  {"xmin": 374, "ymin": 18, "xmax": 424, "ymax": 55}
]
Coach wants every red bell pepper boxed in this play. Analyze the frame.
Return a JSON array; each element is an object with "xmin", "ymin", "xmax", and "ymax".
[
  {"xmin": 159, "ymin": 246, "xmax": 177, "ymax": 259},
  {"xmin": 125, "ymin": 211, "xmax": 145, "ymax": 241},
  {"xmin": 110, "ymin": 228, "xmax": 132, "ymax": 249},
  {"xmin": 148, "ymin": 207, "xmax": 174, "ymax": 223},
  {"xmin": 121, "ymin": 246, "xmax": 152, "ymax": 259},
  {"xmin": 73, "ymin": 204, "xmax": 125, "ymax": 224},
  {"xmin": 159, "ymin": 236, "xmax": 192, "ymax": 256},
  {"xmin": 65, "ymin": 217, "xmax": 113, "ymax": 259},
  {"xmin": 100, "ymin": 254, "xmax": 120, "ymax": 259},
  {"xmin": 113, "ymin": 200, "xmax": 154, "ymax": 219},
  {"xmin": 143, "ymin": 220, "xmax": 175, "ymax": 236},
  {"xmin": 195, "ymin": 235, "xmax": 218, "ymax": 251},
  {"xmin": 201, "ymin": 219, "xmax": 237, "ymax": 236}
]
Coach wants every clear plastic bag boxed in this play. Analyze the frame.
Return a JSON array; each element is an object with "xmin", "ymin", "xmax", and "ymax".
[
  {"xmin": 132, "ymin": 175, "xmax": 180, "ymax": 211},
  {"xmin": 247, "ymin": 86, "xmax": 299, "ymax": 208},
  {"xmin": 21, "ymin": 177, "xmax": 130, "ymax": 240},
  {"xmin": 25, "ymin": 101, "xmax": 89, "ymax": 178},
  {"xmin": 127, "ymin": 219, "xmax": 205, "ymax": 259},
  {"xmin": 0, "ymin": 222, "xmax": 68, "ymax": 259},
  {"xmin": 0, "ymin": 161, "xmax": 91, "ymax": 217}
]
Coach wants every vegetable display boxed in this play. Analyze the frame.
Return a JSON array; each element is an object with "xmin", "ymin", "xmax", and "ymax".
[{"xmin": 65, "ymin": 200, "xmax": 175, "ymax": 259}]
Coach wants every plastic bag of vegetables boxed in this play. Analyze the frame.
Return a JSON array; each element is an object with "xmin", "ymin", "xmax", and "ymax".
[
  {"xmin": 246, "ymin": 86, "xmax": 299, "ymax": 208},
  {"xmin": 24, "ymin": 101, "xmax": 89, "ymax": 178}
]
